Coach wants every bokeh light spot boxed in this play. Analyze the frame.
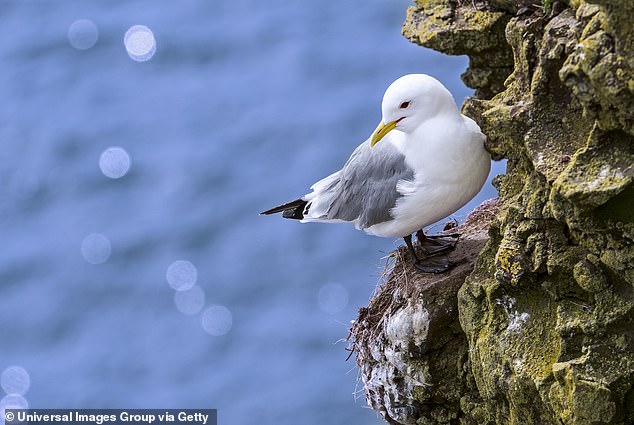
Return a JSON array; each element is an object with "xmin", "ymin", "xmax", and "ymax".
[
  {"xmin": 124, "ymin": 25, "xmax": 156, "ymax": 62},
  {"xmin": 68, "ymin": 19, "xmax": 99, "ymax": 50},
  {"xmin": 318, "ymin": 283, "xmax": 349, "ymax": 315},
  {"xmin": 0, "ymin": 366, "xmax": 30, "ymax": 396},
  {"xmin": 174, "ymin": 286, "xmax": 205, "ymax": 315},
  {"xmin": 81, "ymin": 233, "xmax": 111, "ymax": 264},
  {"xmin": 166, "ymin": 260, "xmax": 197, "ymax": 291},
  {"xmin": 0, "ymin": 394, "xmax": 28, "ymax": 425},
  {"xmin": 99, "ymin": 147, "xmax": 131, "ymax": 179},
  {"xmin": 201, "ymin": 305, "xmax": 232, "ymax": 336}
]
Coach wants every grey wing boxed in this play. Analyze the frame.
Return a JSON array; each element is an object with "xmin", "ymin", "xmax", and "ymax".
[{"xmin": 324, "ymin": 140, "xmax": 414, "ymax": 229}]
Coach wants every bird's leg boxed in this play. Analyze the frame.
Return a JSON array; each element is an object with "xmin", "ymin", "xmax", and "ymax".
[
  {"xmin": 416, "ymin": 230, "xmax": 460, "ymax": 256},
  {"xmin": 404, "ymin": 234, "xmax": 420, "ymax": 263},
  {"xmin": 404, "ymin": 234, "xmax": 453, "ymax": 274}
]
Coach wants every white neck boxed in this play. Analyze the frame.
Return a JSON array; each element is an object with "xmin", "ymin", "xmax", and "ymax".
[{"xmin": 392, "ymin": 112, "xmax": 481, "ymax": 183}]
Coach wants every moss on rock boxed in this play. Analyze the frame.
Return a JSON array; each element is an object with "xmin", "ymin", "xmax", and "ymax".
[
  {"xmin": 351, "ymin": 1, "xmax": 634, "ymax": 424},
  {"xmin": 403, "ymin": 1, "xmax": 514, "ymax": 98},
  {"xmin": 349, "ymin": 199, "xmax": 500, "ymax": 425}
]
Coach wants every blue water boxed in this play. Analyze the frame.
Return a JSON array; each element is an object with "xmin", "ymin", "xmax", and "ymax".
[{"xmin": 0, "ymin": 1, "xmax": 503, "ymax": 424}]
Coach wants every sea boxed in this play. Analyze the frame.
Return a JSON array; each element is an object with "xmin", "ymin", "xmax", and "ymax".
[{"xmin": 0, "ymin": 1, "xmax": 504, "ymax": 424}]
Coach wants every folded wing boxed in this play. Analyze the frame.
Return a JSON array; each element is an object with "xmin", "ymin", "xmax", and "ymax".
[{"xmin": 303, "ymin": 139, "xmax": 414, "ymax": 230}]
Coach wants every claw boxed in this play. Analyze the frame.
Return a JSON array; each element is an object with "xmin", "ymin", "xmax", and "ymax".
[
  {"xmin": 404, "ymin": 233, "xmax": 457, "ymax": 274},
  {"xmin": 416, "ymin": 230, "xmax": 460, "ymax": 257}
]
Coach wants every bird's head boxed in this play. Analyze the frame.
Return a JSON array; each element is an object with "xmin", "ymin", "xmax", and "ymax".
[{"xmin": 370, "ymin": 74, "xmax": 456, "ymax": 147}]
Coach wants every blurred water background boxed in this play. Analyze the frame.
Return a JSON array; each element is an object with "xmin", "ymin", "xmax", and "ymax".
[{"xmin": 0, "ymin": 1, "xmax": 503, "ymax": 424}]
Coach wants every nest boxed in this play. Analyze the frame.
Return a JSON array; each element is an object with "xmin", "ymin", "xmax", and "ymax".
[{"xmin": 346, "ymin": 198, "xmax": 500, "ymax": 425}]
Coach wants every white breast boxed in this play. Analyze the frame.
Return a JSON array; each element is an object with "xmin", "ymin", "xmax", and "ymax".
[{"xmin": 364, "ymin": 114, "xmax": 490, "ymax": 238}]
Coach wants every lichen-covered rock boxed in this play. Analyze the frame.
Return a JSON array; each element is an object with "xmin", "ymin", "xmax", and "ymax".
[
  {"xmin": 350, "ymin": 199, "xmax": 499, "ymax": 425},
  {"xmin": 353, "ymin": 1, "xmax": 634, "ymax": 424},
  {"xmin": 403, "ymin": 0, "xmax": 514, "ymax": 98}
]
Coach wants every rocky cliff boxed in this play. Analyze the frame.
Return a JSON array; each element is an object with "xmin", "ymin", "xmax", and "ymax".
[{"xmin": 349, "ymin": 1, "xmax": 634, "ymax": 424}]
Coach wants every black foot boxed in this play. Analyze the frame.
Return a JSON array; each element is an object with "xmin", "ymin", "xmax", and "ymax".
[
  {"xmin": 413, "ymin": 256, "xmax": 454, "ymax": 274},
  {"xmin": 404, "ymin": 234, "xmax": 456, "ymax": 274},
  {"xmin": 416, "ymin": 230, "xmax": 460, "ymax": 256}
]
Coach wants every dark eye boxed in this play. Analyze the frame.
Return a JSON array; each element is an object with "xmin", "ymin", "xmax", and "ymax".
[{"xmin": 400, "ymin": 101, "xmax": 410, "ymax": 109}]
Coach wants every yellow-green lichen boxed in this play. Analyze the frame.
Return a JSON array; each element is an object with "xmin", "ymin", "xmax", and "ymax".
[
  {"xmin": 403, "ymin": 0, "xmax": 514, "ymax": 98},
  {"xmin": 405, "ymin": 0, "xmax": 634, "ymax": 424},
  {"xmin": 355, "ymin": 1, "xmax": 634, "ymax": 424}
]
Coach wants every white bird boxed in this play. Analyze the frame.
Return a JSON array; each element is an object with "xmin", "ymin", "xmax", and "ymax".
[{"xmin": 261, "ymin": 74, "xmax": 491, "ymax": 273}]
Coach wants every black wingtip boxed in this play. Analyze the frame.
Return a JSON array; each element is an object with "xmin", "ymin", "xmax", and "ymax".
[
  {"xmin": 260, "ymin": 204, "xmax": 291, "ymax": 215},
  {"xmin": 260, "ymin": 199, "xmax": 308, "ymax": 219}
]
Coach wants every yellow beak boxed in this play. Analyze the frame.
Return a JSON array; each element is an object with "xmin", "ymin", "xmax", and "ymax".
[{"xmin": 370, "ymin": 119, "xmax": 398, "ymax": 147}]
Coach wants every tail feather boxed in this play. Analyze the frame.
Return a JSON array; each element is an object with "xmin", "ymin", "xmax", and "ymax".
[{"xmin": 260, "ymin": 199, "xmax": 308, "ymax": 220}]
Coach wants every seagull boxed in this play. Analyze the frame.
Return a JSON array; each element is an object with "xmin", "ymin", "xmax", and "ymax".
[{"xmin": 261, "ymin": 74, "xmax": 491, "ymax": 273}]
